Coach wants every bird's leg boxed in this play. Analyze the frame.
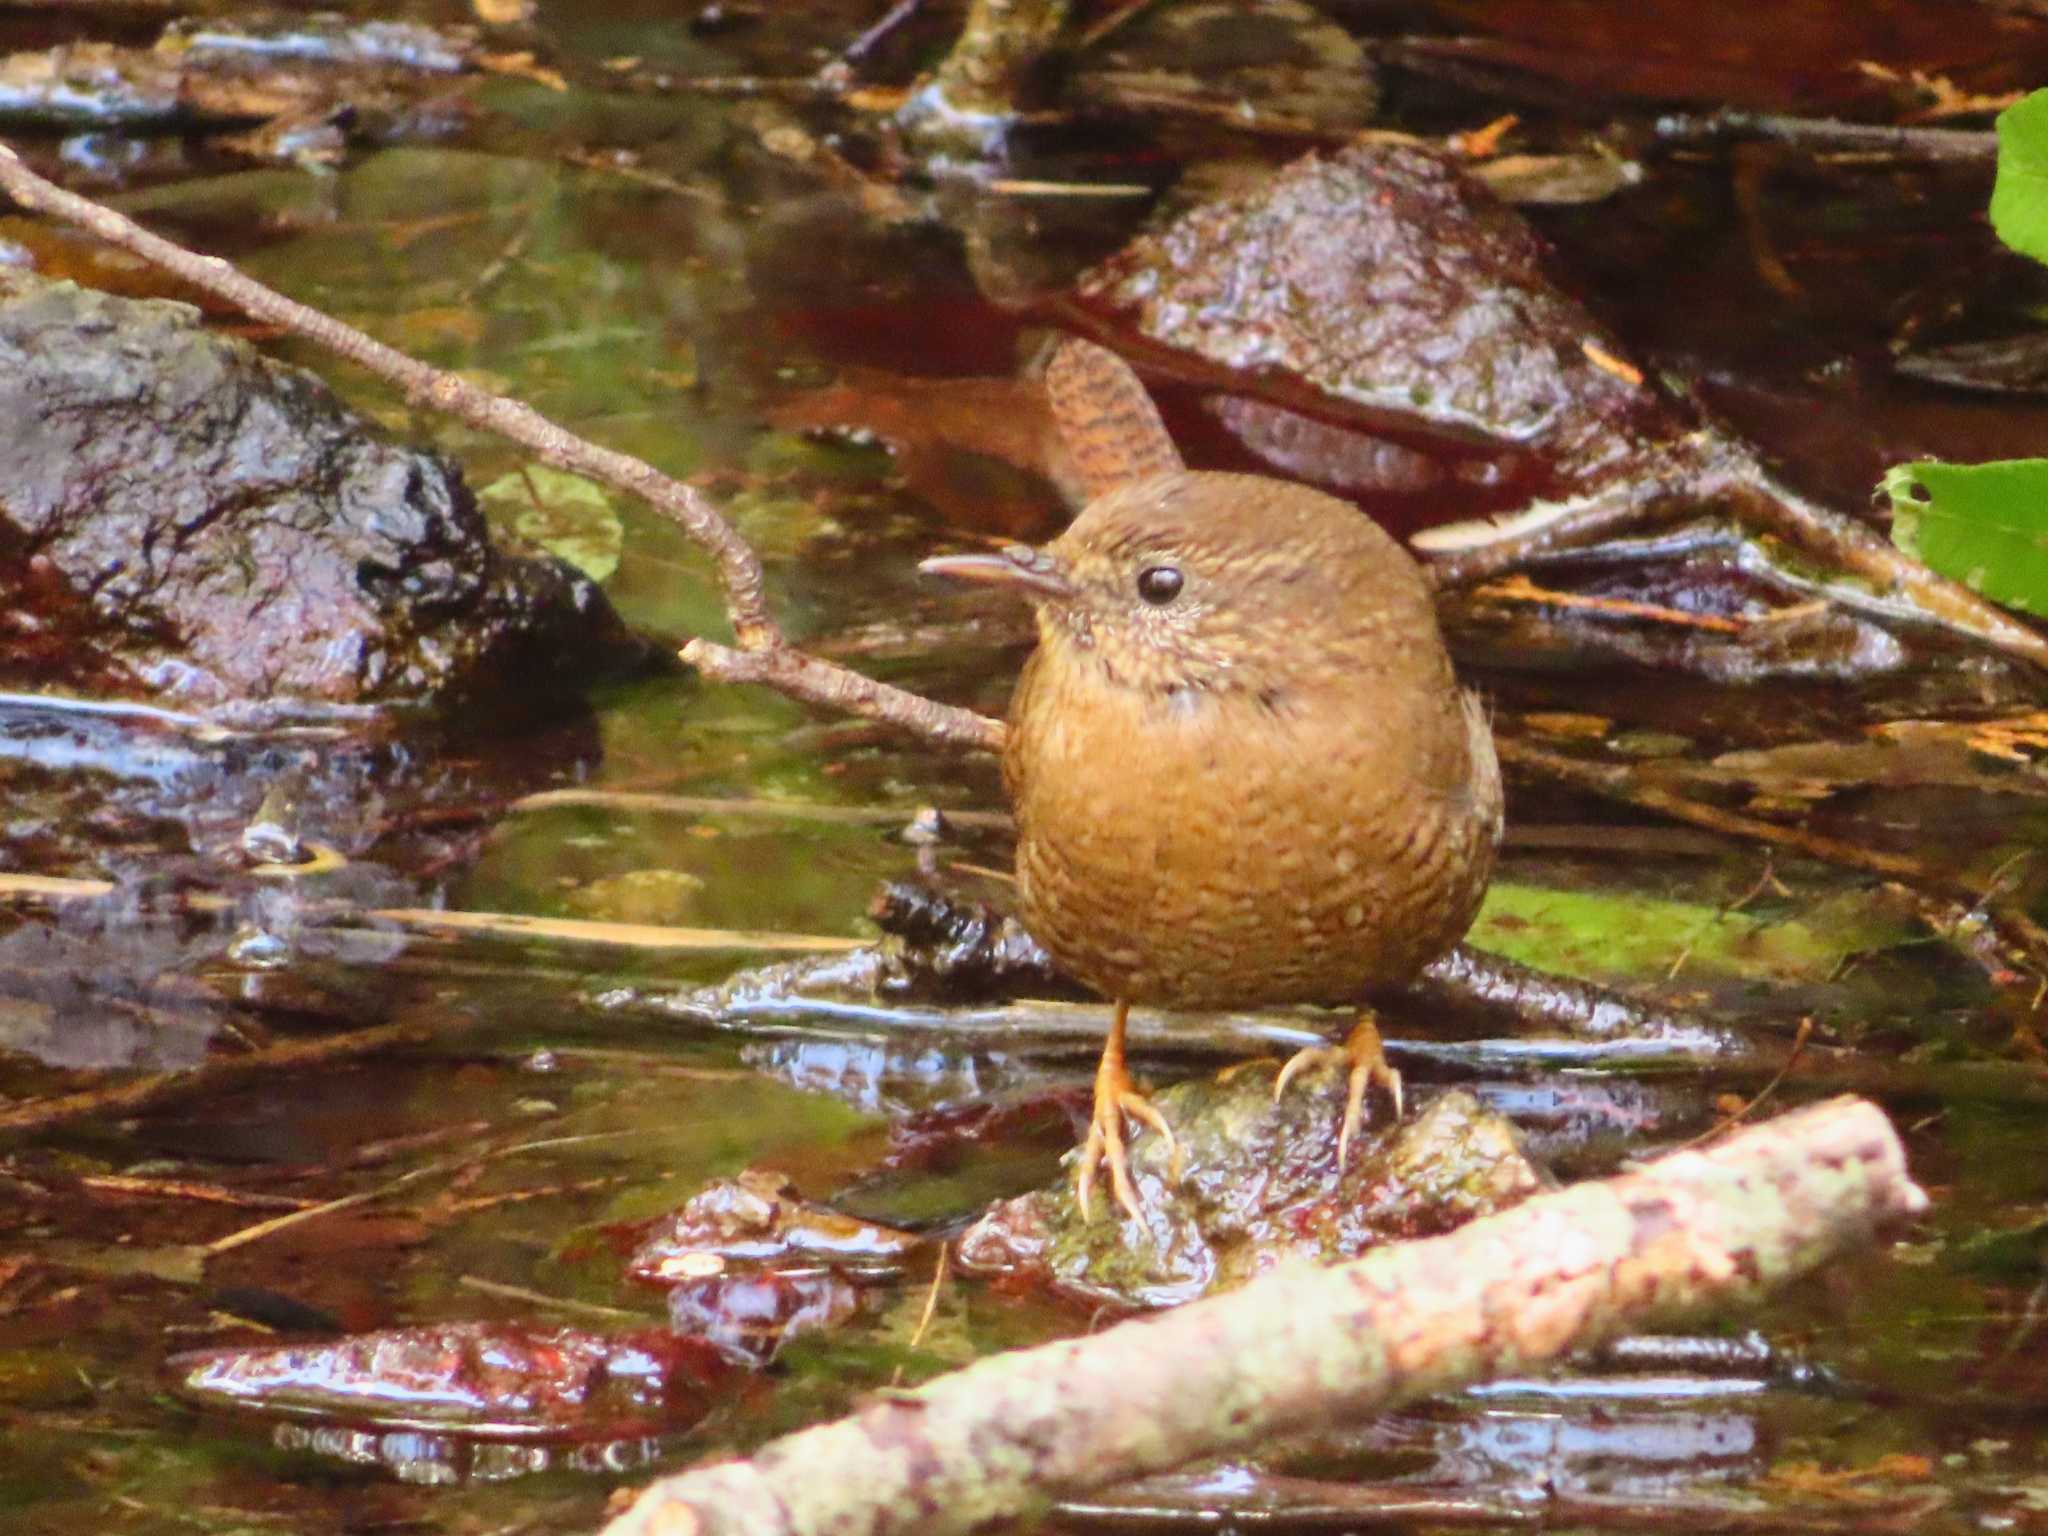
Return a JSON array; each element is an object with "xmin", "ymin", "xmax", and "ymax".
[
  {"xmin": 1074, "ymin": 999, "xmax": 1181, "ymax": 1222},
  {"xmin": 1272, "ymin": 1009, "xmax": 1404, "ymax": 1170}
]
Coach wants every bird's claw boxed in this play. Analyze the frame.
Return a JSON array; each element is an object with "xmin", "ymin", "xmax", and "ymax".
[
  {"xmin": 1273, "ymin": 1020, "xmax": 1403, "ymax": 1171},
  {"xmin": 1076, "ymin": 1087, "xmax": 1180, "ymax": 1223}
]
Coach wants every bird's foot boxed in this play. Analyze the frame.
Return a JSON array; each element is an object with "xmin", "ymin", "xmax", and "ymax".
[
  {"xmin": 1075, "ymin": 1068, "xmax": 1181, "ymax": 1224},
  {"xmin": 1272, "ymin": 1013, "xmax": 1403, "ymax": 1171}
]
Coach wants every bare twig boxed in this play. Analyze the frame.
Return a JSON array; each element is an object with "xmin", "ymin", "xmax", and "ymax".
[
  {"xmin": 0, "ymin": 872, "xmax": 874, "ymax": 955},
  {"xmin": 601, "ymin": 1098, "xmax": 1923, "ymax": 1536},
  {"xmin": 78, "ymin": 1175, "xmax": 318, "ymax": 1212},
  {"xmin": 1653, "ymin": 109, "xmax": 1998, "ymax": 163},
  {"xmin": 1681, "ymin": 1016, "xmax": 1815, "ymax": 1148},
  {"xmin": 682, "ymin": 638, "xmax": 1003, "ymax": 752},
  {"xmin": 838, "ymin": 0, "xmax": 926, "ymax": 68},
  {"xmin": 1409, "ymin": 943, "xmax": 1731, "ymax": 1052},
  {"xmin": 0, "ymin": 143, "xmax": 1003, "ymax": 755},
  {"xmin": 1414, "ymin": 438, "xmax": 1719, "ymax": 578},
  {"xmin": 365, "ymin": 907, "xmax": 867, "ymax": 954},
  {"xmin": 203, "ymin": 1182, "xmax": 400, "ymax": 1256},
  {"xmin": 511, "ymin": 788, "xmax": 1012, "ymax": 829},
  {"xmin": 1471, "ymin": 572, "xmax": 1748, "ymax": 633},
  {"xmin": 458, "ymin": 1274, "xmax": 652, "ymax": 1323}
]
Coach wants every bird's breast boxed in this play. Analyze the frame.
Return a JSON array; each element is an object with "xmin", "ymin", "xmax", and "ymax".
[{"xmin": 1004, "ymin": 648, "xmax": 1499, "ymax": 1010}]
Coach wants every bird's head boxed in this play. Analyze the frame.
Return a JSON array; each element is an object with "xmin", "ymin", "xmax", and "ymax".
[{"xmin": 921, "ymin": 471, "xmax": 1439, "ymax": 702}]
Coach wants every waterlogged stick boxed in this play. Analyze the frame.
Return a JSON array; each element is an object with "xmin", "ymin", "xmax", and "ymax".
[{"xmin": 601, "ymin": 1096, "xmax": 1924, "ymax": 1536}]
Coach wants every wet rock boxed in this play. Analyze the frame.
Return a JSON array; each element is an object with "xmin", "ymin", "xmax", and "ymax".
[
  {"xmin": 159, "ymin": 13, "xmax": 477, "ymax": 76},
  {"xmin": 956, "ymin": 1069, "xmax": 1547, "ymax": 1308},
  {"xmin": 1078, "ymin": 141, "xmax": 1686, "ymax": 503},
  {"xmin": 169, "ymin": 1321, "xmax": 733, "ymax": 1440},
  {"xmin": 0, "ymin": 273, "xmax": 646, "ymax": 719},
  {"xmin": 623, "ymin": 1169, "xmax": 923, "ymax": 1364},
  {"xmin": 0, "ymin": 44, "xmax": 187, "ymax": 130},
  {"xmin": 624, "ymin": 1169, "xmax": 927, "ymax": 1286},
  {"xmin": 867, "ymin": 881, "xmax": 1072, "ymax": 999},
  {"xmin": 664, "ymin": 1269, "xmax": 866, "ymax": 1366},
  {"xmin": 0, "ymin": 14, "xmax": 478, "ymax": 159}
]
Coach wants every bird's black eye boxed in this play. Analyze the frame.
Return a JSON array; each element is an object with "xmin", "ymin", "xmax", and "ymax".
[{"xmin": 1135, "ymin": 565, "xmax": 1183, "ymax": 605}]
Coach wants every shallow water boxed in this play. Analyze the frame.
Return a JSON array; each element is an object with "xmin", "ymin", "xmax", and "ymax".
[{"xmin": 4, "ymin": 2, "xmax": 2048, "ymax": 1533}]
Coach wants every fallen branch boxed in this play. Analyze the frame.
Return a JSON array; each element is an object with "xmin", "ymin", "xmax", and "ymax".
[
  {"xmin": 509, "ymin": 788, "xmax": 1012, "ymax": 830},
  {"xmin": 681, "ymin": 638, "xmax": 1002, "ymax": 753},
  {"xmin": 365, "ymin": 908, "xmax": 867, "ymax": 954},
  {"xmin": 1653, "ymin": 108, "xmax": 1998, "ymax": 163},
  {"xmin": 0, "ymin": 1017, "xmax": 441, "ymax": 1140},
  {"xmin": 0, "ymin": 143, "xmax": 1001, "ymax": 755},
  {"xmin": 0, "ymin": 872, "xmax": 871, "ymax": 956},
  {"xmin": 601, "ymin": 1096, "xmax": 1923, "ymax": 1536},
  {"xmin": 1420, "ymin": 435, "xmax": 2048, "ymax": 674}
]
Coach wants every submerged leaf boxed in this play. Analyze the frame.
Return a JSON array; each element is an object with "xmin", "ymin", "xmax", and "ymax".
[
  {"xmin": 1468, "ymin": 881, "xmax": 1912, "ymax": 984},
  {"xmin": 1881, "ymin": 458, "xmax": 2048, "ymax": 619},
  {"xmin": 479, "ymin": 465, "xmax": 623, "ymax": 583}
]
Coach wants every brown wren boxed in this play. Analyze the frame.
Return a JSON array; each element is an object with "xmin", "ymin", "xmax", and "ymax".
[{"xmin": 923, "ymin": 342, "xmax": 1502, "ymax": 1223}]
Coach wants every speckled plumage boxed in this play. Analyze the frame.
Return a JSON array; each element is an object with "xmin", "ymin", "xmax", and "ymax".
[{"xmin": 1002, "ymin": 470, "xmax": 1501, "ymax": 1011}]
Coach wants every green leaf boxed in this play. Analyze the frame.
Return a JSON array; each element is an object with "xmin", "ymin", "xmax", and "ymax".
[
  {"xmin": 478, "ymin": 465, "xmax": 624, "ymax": 583},
  {"xmin": 1881, "ymin": 458, "xmax": 2048, "ymax": 618},
  {"xmin": 1467, "ymin": 881, "xmax": 1911, "ymax": 985},
  {"xmin": 1993, "ymin": 89, "xmax": 2048, "ymax": 266}
]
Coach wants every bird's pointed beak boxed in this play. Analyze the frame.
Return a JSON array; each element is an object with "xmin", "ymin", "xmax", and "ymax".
[{"xmin": 919, "ymin": 544, "xmax": 1073, "ymax": 601}]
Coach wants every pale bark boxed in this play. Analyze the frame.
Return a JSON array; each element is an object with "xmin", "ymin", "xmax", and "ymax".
[{"xmin": 601, "ymin": 1096, "xmax": 1923, "ymax": 1536}]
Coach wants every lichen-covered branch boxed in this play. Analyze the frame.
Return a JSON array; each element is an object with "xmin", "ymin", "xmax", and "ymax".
[
  {"xmin": 600, "ymin": 1097, "xmax": 1924, "ymax": 1536},
  {"xmin": 0, "ymin": 142, "xmax": 1006, "ymax": 752}
]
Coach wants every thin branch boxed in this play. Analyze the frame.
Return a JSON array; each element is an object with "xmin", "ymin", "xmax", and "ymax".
[
  {"xmin": 511, "ymin": 787, "xmax": 1012, "ymax": 829},
  {"xmin": 600, "ymin": 1097, "xmax": 1924, "ymax": 1536},
  {"xmin": 1653, "ymin": 109, "xmax": 1998, "ymax": 163},
  {"xmin": 1415, "ymin": 438, "xmax": 1714, "ymax": 580},
  {"xmin": 1472, "ymin": 572, "xmax": 1748, "ymax": 633},
  {"xmin": 682, "ymin": 638, "xmax": 1004, "ymax": 753},
  {"xmin": 457, "ymin": 1274, "xmax": 652, "ymax": 1323},
  {"xmin": 0, "ymin": 872, "xmax": 875, "ymax": 955},
  {"xmin": 0, "ymin": 1018, "xmax": 443, "ymax": 1140},
  {"xmin": 838, "ymin": 0, "xmax": 926, "ymax": 68},
  {"xmin": 0, "ymin": 142, "xmax": 1004, "ymax": 754},
  {"xmin": 368, "ymin": 907, "xmax": 867, "ymax": 954}
]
